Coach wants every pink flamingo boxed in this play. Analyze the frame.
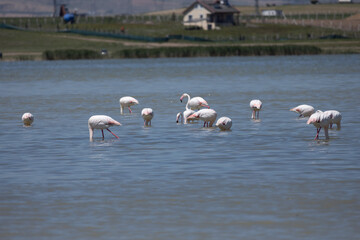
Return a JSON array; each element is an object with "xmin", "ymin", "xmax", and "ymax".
[
  {"xmin": 307, "ymin": 110, "xmax": 331, "ymax": 140},
  {"xmin": 216, "ymin": 116, "xmax": 232, "ymax": 130},
  {"xmin": 250, "ymin": 99, "xmax": 262, "ymax": 119},
  {"xmin": 141, "ymin": 108, "xmax": 154, "ymax": 126},
  {"xmin": 323, "ymin": 110, "xmax": 342, "ymax": 130},
  {"xmin": 119, "ymin": 96, "xmax": 139, "ymax": 114},
  {"xmin": 290, "ymin": 104, "xmax": 315, "ymax": 118},
  {"xmin": 180, "ymin": 93, "xmax": 209, "ymax": 110},
  {"xmin": 88, "ymin": 115, "xmax": 121, "ymax": 141},
  {"xmin": 22, "ymin": 112, "xmax": 34, "ymax": 126},
  {"xmin": 188, "ymin": 109, "xmax": 217, "ymax": 127}
]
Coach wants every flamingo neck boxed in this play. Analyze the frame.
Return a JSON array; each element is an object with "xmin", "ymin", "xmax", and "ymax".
[
  {"xmin": 89, "ymin": 126, "xmax": 94, "ymax": 141},
  {"xmin": 184, "ymin": 94, "xmax": 191, "ymax": 110}
]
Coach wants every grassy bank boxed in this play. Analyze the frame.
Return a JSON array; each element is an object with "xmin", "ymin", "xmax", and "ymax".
[
  {"xmin": 112, "ymin": 45, "xmax": 322, "ymax": 58},
  {"xmin": 43, "ymin": 49, "xmax": 102, "ymax": 60},
  {"xmin": 1, "ymin": 3, "xmax": 359, "ymax": 61}
]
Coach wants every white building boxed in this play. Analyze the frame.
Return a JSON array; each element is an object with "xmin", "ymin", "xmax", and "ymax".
[
  {"xmin": 183, "ymin": 0, "xmax": 239, "ymax": 30},
  {"xmin": 261, "ymin": 10, "xmax": 283, "ymax": 17}
]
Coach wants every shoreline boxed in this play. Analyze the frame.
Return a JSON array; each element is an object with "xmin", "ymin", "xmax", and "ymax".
[{"xmin": 1, "ymin": 43, "xmax": 359, "ymax": 62}]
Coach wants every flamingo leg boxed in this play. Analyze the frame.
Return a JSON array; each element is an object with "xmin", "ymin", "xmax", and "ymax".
[
  {"xmin": 101, "ymin": 129, "xmax": 105, "ymax": 140},
  {"xmin": 324, "ymin": 127, "xmax": 329, "ymax": 140},
  {"xmin": 128, "ymin": 107, "xmax": 132, "ymax": 113},
  {"xmin": 203, "ymin": 121, "xmax": 206, "ymax": 127},
  {"xmin": 106, "ymin": 128, "xmax": 119, "ymax": 139},
  {"xmin": 315, "ymin": 127, "xmax": 321, "ymax": 140}
]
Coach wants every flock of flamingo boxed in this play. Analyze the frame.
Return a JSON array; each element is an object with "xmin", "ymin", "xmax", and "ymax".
[
  {"xmin": 21, "ymin": 93, "xmax": 342, "ymax": 142},
  {"xmin": 290, "ymin": 104, "xmax": 342, "ymax": 140}
]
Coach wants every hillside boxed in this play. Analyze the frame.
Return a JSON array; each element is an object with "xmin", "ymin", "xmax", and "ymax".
[{"xmin": 1, "ymin": 0, "xmax": 360, "ymax": 16}]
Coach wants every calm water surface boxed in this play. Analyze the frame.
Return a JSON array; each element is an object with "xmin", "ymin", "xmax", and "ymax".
[{"xmin": 0, "ymin": 55, "xmax": 360, "ymax": 239}]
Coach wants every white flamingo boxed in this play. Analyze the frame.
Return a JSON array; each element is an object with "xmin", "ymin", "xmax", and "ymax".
[
  {"xmin": 290, "ymin": 104, "xmax": 315, "ymax": 118},
  {"xmin": 307, "ymin": 110, "xmax": 331, "ymax": 140},
  {"xmin": 216, "ymin": 116, "xmax": 232, "ymax": 130},
  {"xmin": 323, "ymin": 110, "xmax": 342, "ymax": 130},
  {"xmin": 188, "ymin": 109, "xmax": 217, "ymax": 127},
  {"xmin": 22, "ymin": 112, "xmax": 34, "ymax": 126},
  {"xmin": 88, "ymin": 115, "xmax": 121, "ymax": 141},
  {"xmin": 176, "ymin": 111, "xmax": 197, "ymax": 124},
  {"xmin": 141, "ymin": 108, "xmax": 154, "ymax": 126},
  {"xmin": 180, "ymin": 93, "xmax": 209, "ymax": 110},
  {"xmin": 119, "ymin": 96, "xmax": 139, "ymax": 114},
  {"xmin": 176, "ymin": 97, "xmax": 196, "ymax": 124},
  {"xmin": 250, "ymin": 99, "xmax": 262, "ymax": 119}
]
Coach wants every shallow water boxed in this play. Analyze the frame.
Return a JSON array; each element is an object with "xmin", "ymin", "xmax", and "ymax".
[{"xmin": 1, "ymin": 55, "xmax": 360, "ymax": 239}]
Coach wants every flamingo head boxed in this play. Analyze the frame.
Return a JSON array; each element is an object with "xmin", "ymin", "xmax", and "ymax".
[
  {"xmin": 131, "ymin": 99, "xmax": 139, "ymax": 105},
  {"xmin": 200, "ymin": 101, "xmax": 210, "ymax": 109},
  {"xmin": 290, "ymin": 107, "xmax": 299, "ymax": 113},
  {"xmin": 109, "ymin": 119, "xmax": 122, "ymax": 126},
  {"xmin": 176, "ymin": 112, "xmax": 182, "ymax": 123}
]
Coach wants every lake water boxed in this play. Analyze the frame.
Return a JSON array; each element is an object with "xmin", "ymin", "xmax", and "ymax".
[{"xmin": 0, "ymin": 55, "xmax": 360, "ymax": 240}]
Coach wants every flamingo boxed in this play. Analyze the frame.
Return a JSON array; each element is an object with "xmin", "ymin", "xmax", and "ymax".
[
  {"xmin": 290, "ymin": 104, "xmax": 315, "ymax": 118},
  {"xmin": 176, "ymin": 111, "xmax": 197, "ymax": 124},
  {"xmin": 22, "ymin": 112, "xmax": 34, "ymax": 126},
  {"xmin": 250, "ymin": 99, "xmax": 262, "ymax": 119},
  {"xmin": 216, "ymin": 116, "xmax": 232, "ymax": 131},
  {"xmin": 88, "ymin": 115, "xmax": 121, "ymax": 141},
  {"xmin": 180, "ymin": 93, "xmax": 209, "ymax": 110},
  {"xmin": 176, "ymin": 98, "xmax": 196, "ymax": 124},
  {"xmin": 119, "ymin": 96, "xmax": 139, "ymax": 114},
  {"xmin": 141, "ymin": 108, "xmax": 154, "ymax": 126},
  {"xmin": 307, "ymin": 110, "xmax": 331, "ymax": 140},
  {"xmin": 323, "ymin": 110, "xmax": 342, "ymax": 130},
  {"xmin": 187, "ymin": 109, "xmax": 217, "ymax": 127}
]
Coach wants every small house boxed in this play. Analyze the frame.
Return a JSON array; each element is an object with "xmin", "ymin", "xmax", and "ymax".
[{"xmin": 183, "ymin": 0, "xmax": 240, "ymax": 30}]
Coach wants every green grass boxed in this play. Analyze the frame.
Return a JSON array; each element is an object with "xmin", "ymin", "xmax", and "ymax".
[{"xmin": 0, "ymin": 28, "xmax": 125, "ymax": 53}]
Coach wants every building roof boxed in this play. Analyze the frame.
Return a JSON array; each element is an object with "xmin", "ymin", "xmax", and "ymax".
[{"xmin": 183, "ymin": 0, "xmax": 240, "ymax": 15}]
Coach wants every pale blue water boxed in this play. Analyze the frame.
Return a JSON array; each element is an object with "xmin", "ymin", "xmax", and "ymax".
[{"xmin": 0, "ymin": 55, "xmax": 360, "ymax": 240}]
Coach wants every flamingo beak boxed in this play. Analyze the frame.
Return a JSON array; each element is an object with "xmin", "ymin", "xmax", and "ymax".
[
  {"xmin": 109, "ymin": 120, "xmax": 121, "ymax": 126},
  {"xmin": 201, "ymin": 103, "xmax": 210, "ymax": 109}
]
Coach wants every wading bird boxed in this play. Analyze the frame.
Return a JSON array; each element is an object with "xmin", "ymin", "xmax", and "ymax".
[
  {"xmin": 216, "ymin": 116, "xmax": 232, "ymax": 130},
  {"xmin": 323, "ymin": 110, "xmax": 342, "ymax": 130},
  {"xmin": 22, "ymin": 112, "xmax": 34, "ymax": 126},
  {"xmin": 141, "ymin": 108, "xmax": 154, "ymax": 126},
  {"xmin": 188, "ymin": 109, "xmax": 217, "ymax": 127},
  {"xmin": 250, "ymin": 99, "xmax": 262, "ymax": 119},
  {"xmin": 180, "ymin": 93, "xmax": 209, "ymax": 110},
  {"xmin": 290, "ymin": 104, "xmax": 315, "ymax": 118},
  {"xmin": 120, "ymin": 96, "xmax": 139, "ymax": 114},
  {"xmin": 88, "ymin": 115, "xmax": 121, "ymax": 141},
  {"xmin": 307, "ymin": 110, "xmax": 331, "ymax": 140}
]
